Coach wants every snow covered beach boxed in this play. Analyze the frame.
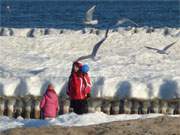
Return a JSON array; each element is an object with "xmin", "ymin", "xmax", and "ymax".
[
  {"xmin": 0, "ymin": 112, "xmax": 180, "ymax": 132},
  {"xmin": 0, "ymin": 27, "xmax": 180, "ymax": 99},
  {"xmin": 1, "ymin": 113, "xmax": 180, "ymax": 134},
  {"xmin": 0, "ymin": 27, "xmax": 180, "ymax": 133}
]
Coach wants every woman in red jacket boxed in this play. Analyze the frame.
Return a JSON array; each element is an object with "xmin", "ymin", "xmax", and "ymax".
[
  {"xmin": 67, "ymin": 61, "xmax": 92, "ymax": 114},
  {"xmin": 40, "ymin": 84, "xmax": 59, "ymax": 119}
]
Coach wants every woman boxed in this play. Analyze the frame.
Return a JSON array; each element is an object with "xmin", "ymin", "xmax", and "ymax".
[
  {"xmin": 40, "ymin": 84, "xmax": 59, "ymax": 119},
  {"xmin": 67, "ymin": 61, "xmax": 92, "ymax": 114}
]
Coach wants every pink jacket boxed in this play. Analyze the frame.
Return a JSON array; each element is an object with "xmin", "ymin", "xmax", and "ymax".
[{"xmin": 40, "ymin": 86, "xmax": 59, "ymax": 118}]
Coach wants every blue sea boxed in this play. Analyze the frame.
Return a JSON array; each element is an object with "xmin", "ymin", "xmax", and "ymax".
[{"xmin": 0, "ymin": 0, "xmax": 179, "ymax": 29}]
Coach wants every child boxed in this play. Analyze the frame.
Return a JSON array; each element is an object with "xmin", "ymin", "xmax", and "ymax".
[
  {"xmin": 40, "ymin": 84, "xmax": 59, "ymax": 119},
  {"xmin": 80, "ymin": 64, "xmax": 92, "ymax": 97},
  {"xmin": 67, "ymin": 61, "xmax": 92, "ymax": 114}
]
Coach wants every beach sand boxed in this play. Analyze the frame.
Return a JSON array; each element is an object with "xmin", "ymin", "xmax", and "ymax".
[{"xmin": 2, "ymin": 116, "xmax": 180, "ymax": 135}]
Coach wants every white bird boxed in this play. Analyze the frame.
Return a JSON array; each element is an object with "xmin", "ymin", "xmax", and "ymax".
[
  {"xmin": 76, "ymin": 28, "xmax": 109, "ymax": 61},
  {"xmin": 116, "ymin": 18, "xmax": 139, "ymax": 27},
  {"xmin": 144, "ymin": 41, "xmax": 177, "ymax": 54},
  {"xmin": 6, "ymin": 5, "xmax": 11, "ymax": 12},
  {"xmin": 84, "ymin": 5, "xmax": 98, "ymax": 25},
  {"xmin": 6, "ymin": 5, "xmax": 10, "ymax": 9},
  {"xmin": 170, "ymin": 31, "xmax": 180, "ymax": 37}
]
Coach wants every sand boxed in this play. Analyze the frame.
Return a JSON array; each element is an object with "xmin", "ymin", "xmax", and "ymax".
[{"xmin": 1, "ymin": 116, "xmax": 180, "ymax": 135}]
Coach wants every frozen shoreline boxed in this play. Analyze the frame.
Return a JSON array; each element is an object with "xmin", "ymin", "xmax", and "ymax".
[
  {"xmin": 0, "ymin": 27, "xmax": 180, "ymax": 99},
  {"xmin": 1, "ymin": 112, "xmax": 180, "ymax": 132},
  {"xmin": 1, "ymin": 114, "xmax": 180, "ymax": 135}
]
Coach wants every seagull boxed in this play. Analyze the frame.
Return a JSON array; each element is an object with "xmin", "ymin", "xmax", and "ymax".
[
  {"xmin": 171, "ymin": 31, "xmax": 180, "ymax": 37},
  {"xmin": 84, "ymin": 5, "xmax": 98, "ymax": 25},
  {"xmin": 76, "ymin": 28, "xmax": 109, "ymax": 61},
  {"xmin": 6, "ymin": 5, "xmax": 10, "ymax": 9},
  {"xmin": 144, "ymin": 41, "xmax": 177, "ymax": 54},
  {"xmin": 115, "ymin": 18, "xmax": 139, "ymax": 27},
  {"xmin": 6, "ymin": 5, "xmax": 11, "ymax": 12}
]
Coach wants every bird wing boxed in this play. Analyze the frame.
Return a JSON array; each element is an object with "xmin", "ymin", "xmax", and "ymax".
[
  {"xmin": 163, "ymin": 41, "xmax": 176, "ymax": 51},
  {"xmin": 85, "ymin": 5, "xmax": 96, "ymax": 22},
  {"xmin": 76, "ymin": 28, "xmax": 109, "ymax": 61},
  {"xmin": 126, "ymin": 18, "xmax": 139, "ymax": 26},
  {"xmin": 174, "ymin": 31, "xmax": 180, "ymax": 37},
  {"xmin": 116, "ymin": 18, "xmax": 139, "ymax": 27},
  {"xmin": 116, "ymin": 19, "xmax": 127, "ymax": 25},
  {"xmin": 28, "ymin": 68, "xmax": 47, "ymax": 75},
  {"xmin": 144, "ymin": 46, "xmax": 159, "ymax": 51},
  {"xmin": 91, "ymin": 28, "xmax": 109, "ymax": 58},
  {"xmin": 105, "ymin": 27, "xmax": 109, "ymax": 38},
  {"xmin": 76, "ymin": 55, "xmax": 93, "ymax": 61}
]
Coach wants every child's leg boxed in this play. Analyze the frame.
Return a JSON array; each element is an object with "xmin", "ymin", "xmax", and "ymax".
[
  {"xmin": 81, "ymin": 99, "xmax": 88, "ymax": 114},
  {"xmin": 71, "ymin": 99, "xmax": 88, "ymax": 114},
  {"xmin": 69, "ymin": 100, "xmax": 74, "ymax": 112},
  {"xmin": 74, "ymin": 99, "xmax": 88, "ymax": 114},
  {"xmin": 40, "ymin": 110, "xmax": 44, "ymax": 119},
  {"xmin": 72, "ymin": 100, "xmax": 80, "ymax": 114}
]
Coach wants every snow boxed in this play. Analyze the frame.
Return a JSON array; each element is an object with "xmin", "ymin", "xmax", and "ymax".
[
  {"xmin": 0, "ymin": 27, "xmax": 180, "ymax": 99},
  {"xmin": 1, "ymin": 112, "xmax": 179, "ymax": 132}
]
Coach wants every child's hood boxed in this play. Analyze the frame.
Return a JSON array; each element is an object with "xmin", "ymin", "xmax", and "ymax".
[{"xmin": 46, "ymin": 88, "xmax": 57, "ymax": 99}]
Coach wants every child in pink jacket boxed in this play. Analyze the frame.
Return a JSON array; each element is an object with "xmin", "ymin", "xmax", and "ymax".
[{"xmin": 40, "ymin": 84, "xmax": 59, "ymax": 119}]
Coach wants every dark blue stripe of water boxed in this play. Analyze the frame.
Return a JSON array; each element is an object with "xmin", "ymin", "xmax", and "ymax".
[{"xmin": 0, "ymin": 0, "xmax": 179, "ymax": 29}]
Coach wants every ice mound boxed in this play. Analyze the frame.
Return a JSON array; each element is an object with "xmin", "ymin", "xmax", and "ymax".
[{"xmin": 0, "ymin": 27, "xmax": 180, "ymax": 99}]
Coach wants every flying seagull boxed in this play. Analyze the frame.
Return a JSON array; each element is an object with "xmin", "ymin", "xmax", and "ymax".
[
  {"xmin": 6, "ymin": 5, "xmax": 11, "ymax": 12},
  {"xmin": 116, "ymin": 18, "xmax": 139, "ymax": 27},
  {"xmin": 76, "ymin": 28, "xmax": 109, "ymax": 61},
  {"xmin": 170, "ymin": 31, "xmax": 180, "ymax": 37},
  {"xmin": 144, "ymin": 41, "xmax": 177, "ymax": 54},
  {"xmin": 84, "ymin": 5, "xmax": 98, "ymax": 25}
]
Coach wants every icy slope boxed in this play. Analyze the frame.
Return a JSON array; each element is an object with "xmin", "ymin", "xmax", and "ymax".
[{"xmin": 0, "ymin": 28, "xmax": 180, "ymax": 99}]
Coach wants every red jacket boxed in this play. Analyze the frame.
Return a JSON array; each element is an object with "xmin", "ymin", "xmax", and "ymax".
[
  {"xmin": 40, "ymin": 87, "xmax": 59, "ymax": 118},
  {"xmin": 67, "ymin": 72, "xmax": 92, "ymax": 100}
]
